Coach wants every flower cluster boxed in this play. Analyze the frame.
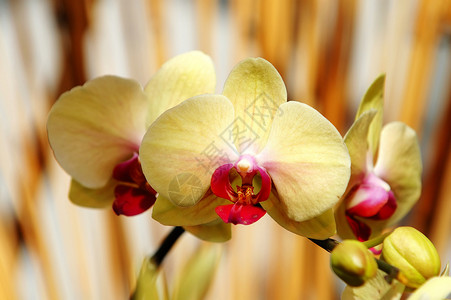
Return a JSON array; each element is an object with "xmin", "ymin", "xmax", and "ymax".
[
  {"xmin": 47, "ymin": 51, "xmax": 442, "ymax": 298},
  {"xmin": 334, "ymin": 75, "xmax": 422, "ymax": 242}
]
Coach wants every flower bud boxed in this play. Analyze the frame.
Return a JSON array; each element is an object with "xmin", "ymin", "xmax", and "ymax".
[
  {"xmin": 133, "ymin": 257, "xmax": 168, "ymax": 300},
  {"xmin": 381, "ymin": 226, "xmax": 441, "ymax": 289},
  {"xmin": 331, "ymin": 240, "xmax": 378, "ymax": 286}
]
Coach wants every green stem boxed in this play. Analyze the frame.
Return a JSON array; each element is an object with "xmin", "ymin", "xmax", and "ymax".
[
  {"xmin": 308, "ymin": 238, "xmax": 339, "ymax": 252},
  {"xmin": 151, "ymin": 226, "xmax": 185, "ymax": 267},
  {"xmin": 376, "ymin": 258, "xmax": 400, "ymax": 284},
  {"xmin": 363, "ymin": 232, "xmax": 391, "ymax": 249}
]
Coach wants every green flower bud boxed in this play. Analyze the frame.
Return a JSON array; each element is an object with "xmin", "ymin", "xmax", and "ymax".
[
  {"xmin": 331, "ymin": 240, "xmax": 378, "ymax": 286},
  {"xmin": 381, "ymin": 226, "xmax": 441, "ymax": 289}
]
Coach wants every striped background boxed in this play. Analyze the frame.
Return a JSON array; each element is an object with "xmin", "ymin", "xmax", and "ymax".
[{"xmin": 0, "ymin": 0, "xmax": 450, "ymax": 299}]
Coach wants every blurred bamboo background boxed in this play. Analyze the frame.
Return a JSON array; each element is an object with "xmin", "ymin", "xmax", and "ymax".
[{"xmin": 0, "ymin": 0, "xmax": 450, "ymax": 299}]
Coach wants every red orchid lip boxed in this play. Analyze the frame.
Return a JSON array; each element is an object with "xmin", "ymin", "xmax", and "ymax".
[
  {"xmin": 112, "ymin": 153, "xmax": 157, "ymax": 216},
  {"xmin": 215, "ymin": 203, "xmax": 266, "ymax": 225},
  {"xmin": 113, "ymin": 185, "xmax": 156, "ymax": 216},
  {"xmin": 345, "ymin": 174, "xmax": 397, "ymax": 241},
  {"xmin": 210, "ymin": 155, "xmax": 271, "ymax": 225}
]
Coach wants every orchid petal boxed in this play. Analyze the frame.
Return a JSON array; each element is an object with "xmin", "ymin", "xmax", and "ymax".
[
  {"xmin": 145, "ymin": 51, "xmax": 216, "ymax": 126},
  {"xmin": 374, "ymin": 122, "xmax": 422, "ymax": 226},
  {"xmin": 210, "ymin": 163, "xmax": 236, "ymax": 200},
  {"xmin": 342, "ymin": 270, "xmax": 405, "ymax": 300},
  {"xmin": 47, "ymin": 76, "xmax": 148, "ymax": 188},
  {"xmin": 215, "ymin": 203, "xmax": 266, "ymax": 225},
  {"xmin": 345, "ymin": 214, "xmax": 371, "ymax": 241},
  {"xmin": 68, "ymin": 179, "xmax": 115, "ymax": 208},
  {"xmin": 222, "ymin": 58, "xmax": 287, "ymax": 154},
  {"xmin": 184, "ymin": 219, "xmax": 232, "ymax": 242},
  {"xmin": 344, "ymin": 110, "xmax": 377, "ymax": 189},
  {"xmin": 409, "ymin": 276, "xmax": 451, "ymax": 300},
  {"xmin": 152, "ymin": 193, "xmax": 230, "ymax": 227},
  {"xmin": 261, "ymin": 192, "xmax": 336, "ymax": 239},
  {"xmin": 355, "ymin": 74, "xmax": 385, "ymax": 158},
  {"xmin": 346, "ymin": 184, "xmax": 390, "ymax": 217},
  {"xmin": 140, "ymin": 95, "xmax": 238, "ymax": 206},
  {"xmin": 335, "ymin": 197, "xmax": 356, "ymax": 239},
  {"xmin": 258, "ymin": 101, "xmax": 350, "ymax": 221}
]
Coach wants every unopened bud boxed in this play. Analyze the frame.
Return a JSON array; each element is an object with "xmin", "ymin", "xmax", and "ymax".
[
  {"xmin": 331, "ymin": 240, "xmax": 378, "ymax": 286},
  {"xmin": 381, "ymin": 226, "xmax": 441, "ymax": 289}
]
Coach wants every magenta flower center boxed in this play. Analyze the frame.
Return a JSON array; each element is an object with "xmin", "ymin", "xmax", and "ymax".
[
  {"xmin": 345, "ymin": 173, "xmax": 397, "ymax": 241},
  {"xmin": 112, "ymin": 153, "xmax": 157, "ymax": 216},
  {"xmin": 211, "ymin": 154, "xmax": 272, "ymax": 225}
]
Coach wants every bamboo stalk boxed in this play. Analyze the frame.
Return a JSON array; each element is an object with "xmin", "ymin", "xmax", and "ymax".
[
  {"xmin": 0, "ymin": 218, "xmax": 19, "ymax": 300},
  {"xmin": 430, "ymin": 147, "xmax": 451, "ymax": 257},
  {"xmin": 229, "ymin": 0, "xmax": 260, "ymax": 61},
  {"xmin": 399, "ymin": 0, "xmax": 450, "ymax": 133},
  {"xmin": 257, "ymin": 0, "xmax": 295, "ymax": 78},
  {"xmin": 146, "ymin": 0, "xmax": 168, "ymax": 67},
  {"xmin": 291, "ymin": 0, "xmax": 320, "ymax": 107},
  {"xmin": 317, "ymin": 0, "xmax": 356, "ymax": 133},
  {"xmin": 196, "ymin": 0, "xmax": 217, "ymax": 55}
]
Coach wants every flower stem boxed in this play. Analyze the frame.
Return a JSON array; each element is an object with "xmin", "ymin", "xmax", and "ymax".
[
  {"xmin": 363, "ymin": 232, "xmax": 391, "ymax": 249},
  {"xmin": 308, "ymin": 238, "xmax": 340, "ymax": 252},
  {"xmin": 151, "ymin": 226, "xmax": 185, "ymax": 267},
  {"xmin": 376, "ymin": 258, "xmax": 401, "ymax": 284},
  {"xmin": 308, "ymin": 237, "xmax": 401, "ymax": 284}
]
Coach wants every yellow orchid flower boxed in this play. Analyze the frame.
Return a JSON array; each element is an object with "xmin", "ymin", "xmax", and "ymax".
[
  {"xmin": 47, "ymin": 51, "xmax": 216, "ymax": 216},
  {"xmin": 335, "ymin": 75, "xmax": 422, "ymax": 241},
  {"xmin": 140, "ymin": 58, "xmax": 351, "ymax": 239}
]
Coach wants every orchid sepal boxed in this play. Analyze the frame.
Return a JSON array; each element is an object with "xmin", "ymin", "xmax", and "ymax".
[
  {"xmin": 183, "ymin": 219, "xmax": 232, "ymax": 242},
  {"xmin": 222, "ymin": 57, "xmax": 287, "ymax": 154},
  {"xmin": 69, "ymin": 179, "xmax": 115, "ymax": 208},
  {"xmin": 144, "ymin": 51, "xmax": 216, "ymax": 126},
  {"xmin": 47, "ymin": 76, "xmax": 149, "ymax": 189},
  {"xmin": 258, "ymin": 101, "xmax": 351, "ymax": 222},
  {"xmin": 355, "ymin": 74, "xmax": 385, "ymax": 158},
  {"xmin": 152, "ymin": 194, "xmax": 230, "ymax": 227},
  {"xmin": 261, "ymin": 192, "xmax": 336, "ymax": 239}
]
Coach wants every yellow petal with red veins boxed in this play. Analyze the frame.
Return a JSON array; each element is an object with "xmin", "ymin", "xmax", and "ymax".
[
  {"xmin": 257, "ymin": 101, "xmax": 350, "ymax": 222},
  {"xmin": 47, "ymin": 76, "xmax": 148, "ymax": 188}
]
